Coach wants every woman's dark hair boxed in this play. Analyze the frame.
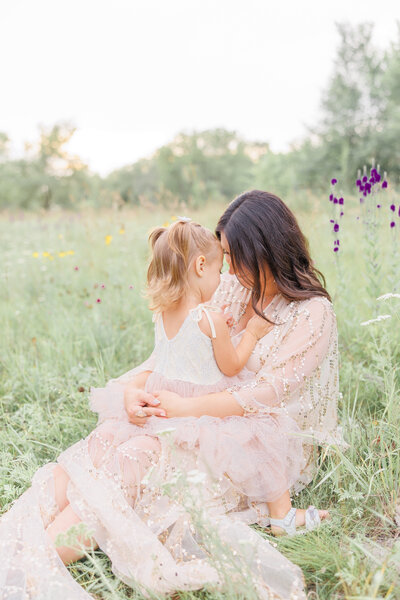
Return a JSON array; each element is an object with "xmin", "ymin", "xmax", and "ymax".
[{"xmin": 216, "ymin": 190, "xmax": 331, "ymax": 318}]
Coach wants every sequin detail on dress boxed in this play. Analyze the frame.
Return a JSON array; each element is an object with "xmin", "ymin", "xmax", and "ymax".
[{"xmin": 0, "ymin": 282, "xmax": 341, "ymax": 599}]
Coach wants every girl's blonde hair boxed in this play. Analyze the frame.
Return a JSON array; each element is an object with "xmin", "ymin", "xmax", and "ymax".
[{"xmin": 147, "ymin": 220, "xmax": 221, "ymax": 312}]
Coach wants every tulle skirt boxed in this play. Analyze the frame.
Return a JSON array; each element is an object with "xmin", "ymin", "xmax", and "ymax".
[
  {"xmin": 90, "ymin": 371, "xmax": 305, "ymax": 504},
  {"xmin": 0, "ymin": 373, "xmax": 306, "ymax": 599}
]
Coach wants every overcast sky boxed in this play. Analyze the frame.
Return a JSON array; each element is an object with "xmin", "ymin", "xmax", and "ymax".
[{"xmin": 1, "ymin": 0, "xmax": 399, "ymax": 175}]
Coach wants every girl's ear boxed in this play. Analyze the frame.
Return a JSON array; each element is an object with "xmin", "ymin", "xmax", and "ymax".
[{"xmin": 194, "ymin": 255, "xmax": 206, "ymax": 276}]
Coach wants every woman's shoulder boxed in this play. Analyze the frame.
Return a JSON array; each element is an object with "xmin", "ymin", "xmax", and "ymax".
[
  {"xmin": 273, "ymin": 294, "xmax": 336, "ymax": 329},
  {"xmin": 296, "ymin": 295, "xmax": 335, "ymax": 315},
  {"xmin": 292, "ymin": 295, "xmax": 337, "ymax": 332}
]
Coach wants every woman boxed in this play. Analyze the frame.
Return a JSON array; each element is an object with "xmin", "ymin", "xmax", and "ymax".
[{"xmin": 0, "ymin": 191, "xmax": 340, "ymax": 600}]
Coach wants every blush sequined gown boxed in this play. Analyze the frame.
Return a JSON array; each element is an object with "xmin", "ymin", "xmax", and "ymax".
[
  {"xmin": 0, "ymin": 302, "xmax": 307, "ymax": 599},
  {"xmin": 2, "ymin": 269, "xmax": 343, "ymax": 600}
]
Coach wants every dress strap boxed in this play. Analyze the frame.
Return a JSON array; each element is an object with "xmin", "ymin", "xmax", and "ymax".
[{"xmin": 191, "ymin": 304, "xmax": 217, "ymax": 339}]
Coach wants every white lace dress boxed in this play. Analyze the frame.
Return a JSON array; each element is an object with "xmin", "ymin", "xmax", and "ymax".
[{"xmin": 0, "ymin": 275, "xmax": 341, "ymax": 600}]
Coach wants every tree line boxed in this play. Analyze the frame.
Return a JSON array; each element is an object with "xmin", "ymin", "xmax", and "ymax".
[{"xmin": 0, "ymin": 22, "xmax": 399, "ymax": 211}]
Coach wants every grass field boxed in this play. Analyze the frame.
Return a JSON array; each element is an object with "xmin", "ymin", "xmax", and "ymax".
[{"xmin": 1, "ymin": 190, "xmax": 399, "ymax": 599}]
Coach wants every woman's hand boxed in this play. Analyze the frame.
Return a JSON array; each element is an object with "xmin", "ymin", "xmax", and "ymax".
[
  {"xmin": 153, "ymin": 390, "xmax": 190, "ymax": 418},
  {"xmin": 124, "ymin": 386, "xmax": 167, "ymax": 426}
]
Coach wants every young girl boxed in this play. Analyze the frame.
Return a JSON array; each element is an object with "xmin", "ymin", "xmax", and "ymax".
[{"xmin": 138, "ymin": 218, "xmax": 273, "ymax": 400}]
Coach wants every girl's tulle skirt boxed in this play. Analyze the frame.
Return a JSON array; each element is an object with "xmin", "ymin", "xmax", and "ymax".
[{"xmin": 90, "ymin": 371, "xmax": 306, "ymax": 503}]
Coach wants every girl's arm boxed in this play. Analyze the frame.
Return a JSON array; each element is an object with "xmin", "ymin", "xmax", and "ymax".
[{"xmin": 200, "ymin": 312, "xmax": 272, "ymax": 376}]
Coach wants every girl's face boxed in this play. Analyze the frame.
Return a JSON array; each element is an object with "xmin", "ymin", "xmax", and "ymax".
[{"xmin": 199, "ymin": 252, "xmax": 223, "ymax": 302}]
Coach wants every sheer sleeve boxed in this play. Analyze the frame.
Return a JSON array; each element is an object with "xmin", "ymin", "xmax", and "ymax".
[{"xmin": 228, "ymin": 297, "xmax": 340, "ymax": 445}]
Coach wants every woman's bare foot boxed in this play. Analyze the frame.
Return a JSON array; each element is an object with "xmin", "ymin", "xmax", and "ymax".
[{"xmin": 270, "ymin": 507, "xmax": 330, "ymax": 536}]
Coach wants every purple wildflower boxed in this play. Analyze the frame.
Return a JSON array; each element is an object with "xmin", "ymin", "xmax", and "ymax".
[
  {"xmin": 362, "ymin": 176, "xmax": 368, "ymax": 183},
  {"xmin": 334, "ymin": 223, "xmax": 339, "ymax": 233},
  {"xmin": 339, "ymin": 197, "xmax": 344, "ymax": 205},
  {"xmin": 334, "ymin": 197, "xmax": 338, "ymax": 204},
  {"xmin": 96, "ymin": 298, "xmax": 102, "ymax": 303},
  {"xmin": 377, "ymin": 204, "xmax": 381, "ymax": 209},
  {"xmin": 330, "ymin": 219, "xmax": 334, "ymax": 223},
  {"xmin": 333, "ymin": 247, "xmax": 339, "ymax": 252},
  {"xmin": 390, "ymin": 222, "xmax": 395, "ymax": 228},
  {"xmin": 329, "ymin": 194, "xmax": 333, "ymax": 201},
  {"xmin": 331, "ymin": 178, "xmax": 337, "ymax": 185},
  {"xmin": 356, "ymin": 179, "xmax": 361, "ymax": 186},
  {"xmin": 340, "ymin": 211, "xmax": 344, "ymax": 217},
  {"xmin": 382, "ymin": 181, "xmax": 388, "ymax": 189},
  {"xmin": 390, "ymin": 204, "xmax": 395, "ymax": 212}
]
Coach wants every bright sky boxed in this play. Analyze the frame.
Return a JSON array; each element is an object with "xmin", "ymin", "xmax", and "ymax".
[{"xmin": 1, "ymin": 0, "xmax": 399, "ymax": 175}]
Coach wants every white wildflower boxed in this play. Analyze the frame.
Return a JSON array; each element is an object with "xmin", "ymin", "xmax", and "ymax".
[
  {"xmin": 360, "ymin": 315, "xmax": 391, "ymax": 326},
  {"xmin": 156, "ymin": 427, "xmax": 176, "ymax": 436},
  {"xmin": 186, "ymin": 469, "xmax": 207, "ymax": 484},
  {"xmin": 377, "ymin": 293, "xmax": 400, "ymax": 301}
]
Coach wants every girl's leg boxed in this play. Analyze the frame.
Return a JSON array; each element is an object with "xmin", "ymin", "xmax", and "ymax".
[
  {"xmin": 267, "ymin": 490, "xmax": 329, "ymax": 535},
  {"xmin": 53, "ymin": 464, "xmax": 72, "ymax": 512},
  {"xmin": 51, "ymin": 421, "xmax": 117, "ymax": 514},
  {"xmin": 46, "ymin": 504, "xmax": 96, "ymax": 564},
  {"xmin": 48, "ymin": 435, "xmax": 161, "ymax": 564}
]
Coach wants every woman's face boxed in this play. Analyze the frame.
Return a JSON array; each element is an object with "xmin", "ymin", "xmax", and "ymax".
[
  {"xmin": 220, "ymin": 231, "xmax": 253, "ymax": 289},
  {"xmin": 220, "ymin": 230, "xmax": 277, "ymax": 295}
]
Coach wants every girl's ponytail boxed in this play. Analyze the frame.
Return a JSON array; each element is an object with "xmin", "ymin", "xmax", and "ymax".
[{"xmin": 146, "ymin": 220, "xmax": 220, "ymax": 312}]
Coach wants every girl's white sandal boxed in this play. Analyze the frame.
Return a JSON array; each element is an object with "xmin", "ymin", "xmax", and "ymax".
[{"xmin": 269, "ymin": 505, "xmax": 321, "ymax": 536}]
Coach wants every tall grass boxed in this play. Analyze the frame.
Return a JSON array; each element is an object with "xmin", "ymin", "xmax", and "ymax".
[{"xmin": 0, "ymin": 190, "xmax": 399, "ymax": 599}]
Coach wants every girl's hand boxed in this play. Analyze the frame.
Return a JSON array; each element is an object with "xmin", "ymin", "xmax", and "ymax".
[
  {"xmin": 153, "ymin": 390, "xmax": 189, "ymax": 418},
  {"xmin": 124, "ymin": 386, "xmax": 167, "ymax": 426},
  {"xmin": 246, "ymin": 315, "xmax": 274, "ymax": 340},
  {"xmin": 221, "ymin": 304, "xmax": 234, "ymax": 328}
]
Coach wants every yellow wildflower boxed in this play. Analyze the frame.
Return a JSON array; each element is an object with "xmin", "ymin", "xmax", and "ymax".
[
  {"xmin": 105, "ymin": 235, "xmax": 112, "ymax": 245},
  {"xmin": 58, "ymin": 252, "xmax": 66, "ymax": 258},
  {"xmin": 171, "ymin": 216, "xmax": 177, "ymax": 221},
  {"xmin": 119, "ymin": 227, "xmax": 125, "ymax": 235},
  {"xmin": 66, "ymin": 250, "xmax": 75, "ymax": 256},
  {"xmin": 32, "ymin": 252, "xmax": 39, "ymax": 258},
  {"xmin": 42, "ymin": 251, "xmax": 50, "ymax": 258},
  {"xmin": 58, "ymin": 234, "xmax": 63, "ymax": 240},
  {"xmin": 162, "ymin": 222, "xmax": 170, "ymax": 228}
]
